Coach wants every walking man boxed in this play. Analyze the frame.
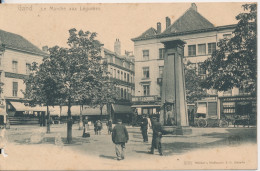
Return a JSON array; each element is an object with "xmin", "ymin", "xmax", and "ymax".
[
  {"xmin": 140, "ymin": 114, "xmax": 148, "ymax": 142},
  {"xmin": 107, "ymin": 119, "xmax": 113, "ymax": 135},
  {"xmin": 150, "ymin": 117, "xmax": 163, "ymax": 156},
  {"xmin": 112, "ymin": 119, "xmax": 129, "ymax": 161}
]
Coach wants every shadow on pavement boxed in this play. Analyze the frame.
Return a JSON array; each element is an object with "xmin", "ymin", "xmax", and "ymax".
[
  {"xmin": 134, "ymin": 150, "xmax": 150, "ymax": 154},
  {"xmin": 162, "ymin": 128, "xmax": 256, "ymax": 156},
  {"xmin": 99, "ymin": 154, "xmax": 116, "ymax": 160}
]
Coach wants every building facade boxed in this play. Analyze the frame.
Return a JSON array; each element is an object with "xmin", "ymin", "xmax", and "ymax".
[
  {"xmin": 131, "ymin": 3, "xmax": 256, "ymax": 124},
  {"xmin": 0, "ymin": 29, "xmax": 48, "ymax": 125},
  {"xmin": 101, "ymin": 39, "xmax": 135, "ymax": 123}
]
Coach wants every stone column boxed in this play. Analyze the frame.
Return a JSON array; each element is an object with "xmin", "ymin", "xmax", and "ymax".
[{"xmin": 160, "ymin": 39, "xmax": 190, "ymax": 134}]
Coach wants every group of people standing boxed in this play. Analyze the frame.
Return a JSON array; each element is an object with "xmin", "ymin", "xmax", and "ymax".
[
  {"xmin": 140, "ymin": 114, "xmax": 163, "ymax": 155},
  {"xmin": 111, "ymin": 115, "xmax": 163, "ymax": 161},
  {"xmin": 82, "ymin": 115, "xmax": 163, "ymax": 161}
]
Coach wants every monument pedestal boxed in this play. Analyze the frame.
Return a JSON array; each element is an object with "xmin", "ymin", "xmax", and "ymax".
[
  {"xmin": 162, "ymin": 126, "xmax": 192, "ymax": 135},
  {"xmin": 160, "ymin": 39, "xmax": 192, "ymax": 135}
]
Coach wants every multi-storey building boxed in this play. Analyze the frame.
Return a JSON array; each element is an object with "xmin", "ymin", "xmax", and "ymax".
[
  {"xmin": 101, "ymin": 39, "xmax": 135, "ymax": 123},
  {"xmin": 0, "ymin": 29, "xmax": 48, "ymax": 125},
  {"xmin": 131, "ymin": 3, "xmax": 256, "ymax": 124}
]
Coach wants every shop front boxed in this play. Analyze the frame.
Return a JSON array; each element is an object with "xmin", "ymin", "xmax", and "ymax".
[
  {"xmin": 219, "ymin": 95, "xmax": 256, "ymax": 126},
  {"xmin": 6, "ymin": 100, "xmax": 47, "ymax": 125},
  {"xmin": 111, "ymin": 104, "xmax": 133, "ymax": 124}
]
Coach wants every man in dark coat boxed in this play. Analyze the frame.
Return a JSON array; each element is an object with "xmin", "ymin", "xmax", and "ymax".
[
  {"xmin": 140, "ymin": 114, "xmax": 148, "ymax": 142},
  {"xmin": 112, "ymin": 119, "xmax": 129, "ymax": 160},
  {"xmin": 150, "ymin": 117, "xmax": 163, "ymax": 156}
]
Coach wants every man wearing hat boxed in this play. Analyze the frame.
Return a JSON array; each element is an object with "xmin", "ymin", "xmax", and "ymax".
[
  {"xmin": 140, "ymin": 114, "xmax": 149, "ymax": 142},
  {"xmin": 150, "ymin": 116, "xmax": 163, "ymax": 156},
  {"xmin": 112, "ymin": 119, "xmax": 129, "ymax": 160}
]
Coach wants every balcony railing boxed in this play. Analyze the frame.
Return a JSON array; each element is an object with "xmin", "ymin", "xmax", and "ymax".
[
  {"xmin": 109, "ymin": 77, "xmax": 134, "ymax": 87},
  {"xmin": 132, "ymin": 95, "xmax": 160, "ymax": 102}
]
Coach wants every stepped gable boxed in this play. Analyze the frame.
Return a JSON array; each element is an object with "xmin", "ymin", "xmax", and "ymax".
[
  {"xmin": 162, "ymin": 5, "xmax": 215, "ymax": 35},
  {"xmin": 132, "ymin": 27, "xmax": 157, "ymax": 41},
  {"xmin": 0, "ymin": 29, "xmax": 47, "ymax": 56}
]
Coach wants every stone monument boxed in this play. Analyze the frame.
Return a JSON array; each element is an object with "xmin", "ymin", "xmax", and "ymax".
[{"xmin": 160, "ymin": 39, "xmax": 191, "ymax": 135}]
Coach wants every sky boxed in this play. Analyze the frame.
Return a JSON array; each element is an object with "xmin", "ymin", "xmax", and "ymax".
[{"xmin": 0, "ymin": 2, "xmax": 247, "ymax": 53}]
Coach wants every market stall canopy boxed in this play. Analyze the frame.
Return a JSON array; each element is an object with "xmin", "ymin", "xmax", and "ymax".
[
  {"xmin": 112, "ymin": 104, "xmax": 133, "ymax": 114},
  {"xmin": 10, "ymin": 101, "xmax": 46, "ymax": 112},
  {"xmin": 60, "ymin": 106, "xmax": 81, "ymax": 116},
  {"xmin": 82, "ymin": 105, "xmax": 108, "ymax": 115}
]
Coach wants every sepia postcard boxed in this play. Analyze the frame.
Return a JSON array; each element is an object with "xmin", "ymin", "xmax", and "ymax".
[{"xmin": 0, "ymin": 2, "xmax": 257, "ymax": 170}]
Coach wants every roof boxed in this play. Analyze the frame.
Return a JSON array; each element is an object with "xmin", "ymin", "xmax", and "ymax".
[
  {"xmin": 103, "ymin": 48, "xmax": 134, "ymax": 64},
  {"xmin": 132, "ymin": 27, "xmax": 158, "ymax": 41},
  {"xmin": 132, "ymin": 4, "xmax": 229, "ymax": 42},
  {"xmin": 162, "ymin": 7, "xmax": 214, "ymax": 35},
  {"xmin": 0, "ymin": 29, "xmax": 48, "ymax": 56}
]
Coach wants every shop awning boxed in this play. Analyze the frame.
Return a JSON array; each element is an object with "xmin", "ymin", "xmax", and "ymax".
[
  {"xmin": 112, "ymin": 104, "xmax": 133, "ymax": 114},
  {"xmin": 10, "ymin": 102, "xmax": 34, "ymax": 112},
  {"xmin": 60, "ymin": 106, "xmax": 81, "ymax": 116},
  {"xmin": 82, "ymin": 105, "xmax": 108, "ymax": 116},
  {"xmin": 10, "ymin": 102, "xmax": 47, "ymax": 112},
  {"xmin": 131, "ymin": 104, "xmax": 161, "ymax": 108}
]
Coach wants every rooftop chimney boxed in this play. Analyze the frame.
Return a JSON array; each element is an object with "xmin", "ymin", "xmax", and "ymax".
[
  {"xmin": 166, "ymin": 17, "xmax": 171, "ymax": 29},
  {"xmin": 157, "ymin": 22, "xmax": 161, "ymax": 34},
  {"xmin": 114, "ymin": 39, "xmax": 121, "ymax": 55},
  {"xmin": 191, "ymin": 3, "xmax": 197, "ymax": 12}
]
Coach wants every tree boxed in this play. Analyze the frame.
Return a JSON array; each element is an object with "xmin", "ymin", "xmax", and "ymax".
[
  {"xmin": 201, "ymin": 3, "xmax": 257, "ymax": 95},
  {"xmin": 185, "ymin": 62, "xmax": 208, "ymax": 104},
  {"xmin": 24, "ymin": 59, "xmax": 60, "ymax": 133},
  {"xmin": 92, "ymin": 61, "xmax": 118, "ymax": 121},
  {"xmin": 48, "ymin": 28, "xmax": 103, "ymax": 143}
]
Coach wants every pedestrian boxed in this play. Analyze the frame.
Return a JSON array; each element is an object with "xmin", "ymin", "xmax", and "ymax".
[
  {"xmin": 96, "ymin": 120, "xmax": 102, "ymax": 135},
  {"xmin": 147, "ymin": 116, "xmax": 152, "ymax": 134},
  {"xmin": 140, "ymin": 114, "xmax": 148, "ymax": 142},
  {"xmin": 82, "ymin": 117, "xmax": 90, "ymax": 137},
  {"xmin": 150, "ymin": 117, "xmax": 163, "ymax": 156},
  {"xmin": 112, "ymin": 119, "xmax": 129, "ymax": 161},
  {"xmin": 94, "ymin": 120, "xmax": 98, "ymax": 135},
  {"xmin": 107, "ymin": 119, "xmax": 113, "ymax": 135}
]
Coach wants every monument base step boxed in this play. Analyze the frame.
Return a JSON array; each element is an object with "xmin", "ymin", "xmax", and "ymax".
[{"xmin": 162, "ymin": 126, "xmax": 192, "ymax": 135}]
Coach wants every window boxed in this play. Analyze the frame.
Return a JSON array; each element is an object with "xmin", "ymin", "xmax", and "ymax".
[
  {"xmin": 124, "ymin": 73, "xmax": 126, "ymax": 81},
  {"xmin": 117, "ymin": 70, "xmax": 120, "ymax": 79},
  {"xmin": 143, "ymin": 67, "xmax": 149, "ymax": 79},
  {"xmin": 124, "ymin": 89, "xmax": 127, "ymax": 99},
  {"xmin": 198, "ymin": 44, "xmax": 206, "ymax": 55},
  {"xmin": 114, "ymin": 69, "xmax": 116, "ymax": 78},
  {"xmin": 121, "ymin": 71, "xmax": 123, "ymax": 80},
  {"xmin": 223, "ymin": 34, "xmax": 231, "ymax": 39},
  {"xmin": 143, "ymin": 50, "xmax": 149, "ymax": 60},
  {"xmin": 121, "ymin": 88, "xmax": 124, "ymax": 99},
  {"xmin": 208, "ymin": 43, "xmax": 216, "ymax": 54},
  {"xmin": 159, "ymin": 48, "xmax": 165, "ymax": 59},
  {"xmin": 159, "ymin": 66, "xmax": 164, "ymax": 78},
  {"xmin": 143, "ymin": 85, "xmax": 150, "ymax": 96},
  {"xmin": 130, "ymin": 76, "xmax": 132, "ymax": 83},
  {"xmin": 12, "ymin": 61, "xmax": 18, "ymax": 73},
  {"xmin": 26, "ymin": 63, "xmax": 31, "ymax": 75},
  {"xmin": 188, "ymin": 45, "xmax": 196, "ymax": 56},
  {"xmin": 13, "ymin": 82, "xmax": 18, "ymax": 97},
  {"xmin": 127, "ymin": 73, "xmax": 129, "ymax": 82},
  {"xmin": 198, "ymin": 63, "xmax": 206, "ymax": 75}
]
